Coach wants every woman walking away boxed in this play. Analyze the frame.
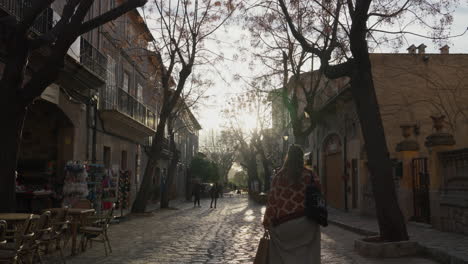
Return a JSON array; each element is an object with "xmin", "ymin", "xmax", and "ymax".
[
  {"xmin": 210, "ymin": 183, "xmax": 219, "ymax": 208},
  {"xmin": 263, "ymin": 145, "xmax": 321, "ymax": 264}
]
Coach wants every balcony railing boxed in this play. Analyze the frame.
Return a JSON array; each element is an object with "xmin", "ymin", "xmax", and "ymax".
[
  {"xmin": 0, "ymin": 0, "xmax": 53, "ymax": 34},
  {"xmin": 100, "ymin": 85, "xmax": 157, "ymax": 130},
  {"xmin": 80, "ymin": 38, "xmax": 107, "ymax": 80}
]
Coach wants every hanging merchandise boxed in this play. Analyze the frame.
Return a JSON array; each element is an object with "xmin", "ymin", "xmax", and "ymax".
[
  {"xmin": 62, "ymin": 161, "xmax": 89, "ymax": 207},
  {"xmin": 102, "ymin": 167, "xmax": 118, "ymax": 210},
  {"xmin": 117, "ymin": 170, "xmax": 131, "ymax": 210},
  {"xmin": 86, "ymin": 163, "xmax": 106, "ymax": 213}
]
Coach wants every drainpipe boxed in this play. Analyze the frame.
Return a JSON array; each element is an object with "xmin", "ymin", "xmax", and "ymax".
[
  {"xmin": 90, "ymin": 93, "xmax": 98, "ymax": 163},
  {"xmin": 343, "ymin": 117, "xmax": 349, "ymax": 212}
]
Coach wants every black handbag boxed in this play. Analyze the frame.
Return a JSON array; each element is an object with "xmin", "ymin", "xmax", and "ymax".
[{"xmin": 304, "ymin": 179, "xmax": 328, "ymax": 227}]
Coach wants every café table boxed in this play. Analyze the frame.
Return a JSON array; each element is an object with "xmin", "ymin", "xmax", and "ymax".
[
  {"xmin": 0, "ymin": 213, "xmax": 40, "ymax": 223},
  {"xmin": 0, "ymin": 213, "xmax": 40, "ymax": 240},
  {"xmin": 44, "ymin": 208, "xmax": 95, "ymax": 255}
]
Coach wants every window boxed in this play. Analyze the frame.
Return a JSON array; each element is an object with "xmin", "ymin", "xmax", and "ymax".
[
  {"xmin": 110, "ymin": 0, "xmax": 115, "ymax": 10},
  {"xmin": 103, "ymin": 146, "xmax": 111, "ymax": 169},
  {"xmin": 135, "ymin": 154, "xmax": 139, "ymax": 184},
  {"xmin": 104, "ymin": 55, "xmax": 116, "ymax": 108},
  {"xmin": 123, "ymin": 72, "xmax": 129, "ymax": 93},
  {"xmin": 121, "ymin": 150, "xmax": 127, "ymax": 170}
]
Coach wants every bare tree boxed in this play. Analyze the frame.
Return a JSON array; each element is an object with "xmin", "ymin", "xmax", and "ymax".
[
  {"xmin": 131, "ymin": 0, "xmax": 238, "ymax": 213},
  {"xmin": 222, "ymin": 87, "xmax": 275, "ymax": 192},
  {"xmin": 277, "ymin": 0, "xmax": 461, "ymax": 241},
  {"xmin": 243, "ymin": 0, "xmax": 330, "ymax": 146},
  {"xmin": 202, "ymin": 130, "xmax": 236, "ymax": 185}
]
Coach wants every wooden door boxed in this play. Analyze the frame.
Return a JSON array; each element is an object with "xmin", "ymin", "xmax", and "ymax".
[
  {"xmin": 325, "ymin": 152, "xmax": 344, "ymax": 209},
  {"xmin": 352, "ymin": 159, "xmax": 358, "ymax": 209}
]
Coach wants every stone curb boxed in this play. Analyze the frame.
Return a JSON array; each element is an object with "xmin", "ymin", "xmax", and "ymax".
[
  {"xmin": 329, "ymin": 218, "xmax": 468, "ymax": 264},
  {"xmin": 418, "ymin": 245, "xmax": 468, "ymax": 264},
  {"xmin": 328, "ymin": 219, "xmax": 378, "ymax": 237}
]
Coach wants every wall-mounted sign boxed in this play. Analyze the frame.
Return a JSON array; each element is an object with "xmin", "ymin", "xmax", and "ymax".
[
  {"xmin": 324, "ymin": 134, "xmax": 341, "ymax": 154},
  {"xmin": 40, "ymin": 83, "xmax": 60, "ymax": 105}
]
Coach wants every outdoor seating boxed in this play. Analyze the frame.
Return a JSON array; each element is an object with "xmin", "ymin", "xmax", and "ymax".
[
  {"xmin": 72, "ymin": 200, "xmax": 93, "ymax": 209},
  {"xmin": 16, "ymin": 211, "xmax": 52, "ymax": 263},
  {"xmin": 37, "ymin": 208, "xmax": 69, "ymax": 264},
  {"xmin": 79, "ymin": 204, "xmax": 115, "ymax": 256},
  {"xmin": 0, "ymin": 220, "xmax": 6, "ymax": 245},
  {"xmin": 0, "ymin": 214, "xmax": 35, "ymax": 264}
]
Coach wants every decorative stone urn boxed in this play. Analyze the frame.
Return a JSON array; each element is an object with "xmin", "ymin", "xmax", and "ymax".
[
  {"xmin": 396, "ymin": 124, "xmax": 419, "ymax": 152},
  {"xmin": 430, "ymin": 115, "xmax": 445, "ymax": 132},
  {"xmin": 354, "ymin": 236, "xmax": 420, "ymax": 258},
  {"xmin": 425, "ymin": 115, "xmax": 456, "ymax": 148},
  {"xmin": 400, "ymin": 124, "xmax": 413, "ymax": 139}
]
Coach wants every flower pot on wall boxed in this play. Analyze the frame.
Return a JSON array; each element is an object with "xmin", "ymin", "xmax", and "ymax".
[{"xmin": 430, "ymin": 115, "xmax": 445, "ymax": 133}]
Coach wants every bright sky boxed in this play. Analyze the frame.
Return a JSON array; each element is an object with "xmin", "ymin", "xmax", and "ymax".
[
  {"xmin": 140, "ymin": 3, "xmax": 468, "ymax": 144},
  {"xmin": 195, "ymin": 4, "xmax": 468, "ymax": 144}
]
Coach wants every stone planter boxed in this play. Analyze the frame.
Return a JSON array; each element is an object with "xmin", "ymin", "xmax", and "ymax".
[
  {"xmin": 354, "ymin": 236, "xmax": 420, "ymax": 258},
  {"xmin": 249, "ymin": 191, "xmax": 268, "ymax": 205}
]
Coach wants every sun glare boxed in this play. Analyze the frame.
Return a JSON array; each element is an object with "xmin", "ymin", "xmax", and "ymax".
[{"xmin": 239, "ymin": 113, "xmax": 260, "ymax": 131}]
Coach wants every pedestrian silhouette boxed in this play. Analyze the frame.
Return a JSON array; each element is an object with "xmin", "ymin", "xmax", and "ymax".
[
  {"xmin": 192, "ymin": 181, "xmax": 201, "ymax": 207},
  {"xmin": 210, "ymin": 183, "xmax": 219, "ymax": 208}
]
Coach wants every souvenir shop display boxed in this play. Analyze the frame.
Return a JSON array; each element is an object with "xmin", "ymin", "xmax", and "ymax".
[
  {"xmin": 117, "ymin": 170, "xmax": 131, "ymax": 214},
  {"xmin": 62, "ymin": 161, "xmax": 89, "ymax": 207},
  {"xmin": 101, "ymin": 167, "xmax": 118, "ymax": 210},
  {"xmin": 86, "ymin": 163, "xmax": 106, "ymax": 213}
]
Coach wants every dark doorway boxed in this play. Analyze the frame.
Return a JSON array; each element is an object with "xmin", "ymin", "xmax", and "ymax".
[
  {"xmin": 352, "ymin": 159, "xmax": 358, "ymax": 209},
  {"xmin": 121, "ymin": 150, "xmax": 127, "ymax": 170},
  {"xmin": 103, "ymin": 146, "xmax": 111, "ymax": 169},
  {"xmin": 411, "ymin": 158, "xmax": 430, "ymax": 223}
]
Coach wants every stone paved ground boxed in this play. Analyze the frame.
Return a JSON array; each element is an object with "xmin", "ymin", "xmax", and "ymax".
[
  {"xmin": 328, "ymin": 208, "xmax": 468, "ymax": 264},
  {"xmin": 45, "ymin": 196, "xmax": 436, "ymax": 264}
]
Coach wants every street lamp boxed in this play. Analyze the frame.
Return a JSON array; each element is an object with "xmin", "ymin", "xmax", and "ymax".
[{"xmin": 282, "ymin": 132, "xmax": 289, "ymax": 161}]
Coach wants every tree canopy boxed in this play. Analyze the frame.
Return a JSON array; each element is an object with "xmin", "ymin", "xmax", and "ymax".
[{"xmin": 190, "ymin": 154, "xmax": 221, "ymax": 183}]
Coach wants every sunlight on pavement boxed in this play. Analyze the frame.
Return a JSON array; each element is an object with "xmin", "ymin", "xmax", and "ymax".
[
  {"xmin": 58, "ymin": 197, "xmax": 437, "ymax": 264},
  {"xmin": 244, "ymin": 209, "xmax": 256, "ymax": 222}
]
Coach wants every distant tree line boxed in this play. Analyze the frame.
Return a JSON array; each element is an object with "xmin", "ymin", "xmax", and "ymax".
[{"xmin": 190, "ymin": 153, "xmax": 221, "ymax": 183}]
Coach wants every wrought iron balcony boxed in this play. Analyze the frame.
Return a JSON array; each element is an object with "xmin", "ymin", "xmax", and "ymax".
[
  {"xmin": 100, "ymin": 85, "xmax": 157, "ymax": 131},
  {"xmin": 0, "ymin": 0, "xmax": 53, "ymax": 34},
  {"xmin": 80, "ymin": 38, "xmax": 107, "ymax": 80}
]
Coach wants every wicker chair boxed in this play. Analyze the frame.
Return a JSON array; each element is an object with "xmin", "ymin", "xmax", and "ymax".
[
  {"xmin": 0, "ymin": 220, "xmax": 6, "ymax": 245},
  {"xmin": 0, "ymin": 215, "xmax": 35, "ymax": 264},
  {"xmin": 37, "ymin": 208, "xmax": 69, "ymax": 264},
  {"xmin": 23, "ymin": 211, "xmax": 52, "ymax": 264},
  {"xmin": 79, "ymin": 204, "xmax": 115, "ymax": 256}
]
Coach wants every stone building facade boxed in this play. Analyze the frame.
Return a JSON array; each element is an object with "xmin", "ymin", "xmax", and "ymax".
[
  {"xmin": 277, "ymin": 47, "xmax": 468, "ymax": 234},
  {"xmin": 1, "ymin": 0, "xmax": 199, "ymax": 211}
]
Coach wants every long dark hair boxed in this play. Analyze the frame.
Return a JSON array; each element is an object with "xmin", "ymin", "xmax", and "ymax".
[{"xmin": 281, "ymin": 145, "xmax": 304, "ymax": 184}]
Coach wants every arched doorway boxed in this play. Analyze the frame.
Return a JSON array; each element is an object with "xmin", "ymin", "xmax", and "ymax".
[
  {"xmin": 322, "ymin": 134, "xmax": 344, "ymax": 209},
  {"xmin": 17, "ymin": 100, "xmax": 75, "ymax": 211}
]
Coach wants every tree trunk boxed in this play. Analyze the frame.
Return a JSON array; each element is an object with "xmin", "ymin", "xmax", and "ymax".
[
  {"xmin": 292, "ymin": 126, "xmax": 307, "ymax": 147},
  {"xmin": 247, "ymin": 155, "xmax": 259, "ymax": 192},
  {"xmin": 349, "ymin": 65, "xmax": 408, "ymax": 241},
  {"xmin": 131, "ymin": 156, "xmax": 156, "ymax": 213},
  {"xmin": 131, "ymin": 124, "xmax": 165, "ymax": 213},
  {"xmin": 0, "ymin": 100, "xmax": 26, "ymax": 213},
  {"xmin": 349, "ymin": 2, "xmax": 408, "ymax": 241},
  {"xmin": 160, "ymin": 134, "xmax": 179, "ymax": 209},
  {"xmin": 261, "ymin": 157, "xmax": 271, "ymax": 192}
]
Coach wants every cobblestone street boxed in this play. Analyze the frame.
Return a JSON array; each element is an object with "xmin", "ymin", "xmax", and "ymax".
[{"xmin": 56, "ymin": 196, "xmax": 437, "ymax": 264}]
